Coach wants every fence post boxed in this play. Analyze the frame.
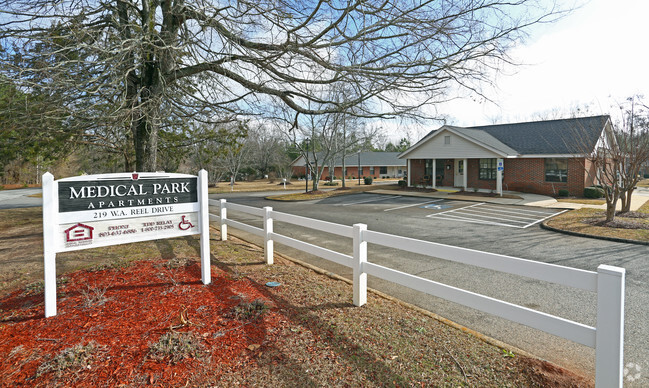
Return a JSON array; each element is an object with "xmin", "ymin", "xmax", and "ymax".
[
  {"xmin": 263, "ymin": 207, "xmax": 274, "ymax": 265},
  {"xmin": 219, "ymin": 199, "xmax": 228, "ymax": 241},
  {"xmin": 595, "ymin": 264, "xmax": 625, "ymax": 388},
  {"xmin": 353, "ymin": 223, "xmax": 367, "ymax": 306}
]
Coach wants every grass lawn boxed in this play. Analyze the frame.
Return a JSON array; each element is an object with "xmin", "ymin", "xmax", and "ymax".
[
  {"xmin": 545, "ymin": 200, "xmax": 649, "ymax": 242},
  {"xmin": 0, "ymin": 207, "xmax": 591, "ymax": 387}
]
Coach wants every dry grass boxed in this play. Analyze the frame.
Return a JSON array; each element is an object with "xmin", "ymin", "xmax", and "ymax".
[
  {"xmin": 268, "ymin": 182, "xmax": 400, "ymax": 201},
  {"xmin": 555, "ymin": 198, "xmax": 606, "ymax": 205},
  {"xmin": 0, "ymin": 207, "xmax": 591, "ymax": 386},
  {"xmin": 545, "ymin": 201, "xmax": 649, "ymax": 241}
]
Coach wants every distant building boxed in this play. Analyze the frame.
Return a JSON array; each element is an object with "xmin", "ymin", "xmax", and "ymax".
[
  {"xmin": 291, "ymin": 152, "xmax": 407, "ymax": 179},
  {"xmin": 399, "ymin": 116, "xmax": 613, "ymax": 196}
]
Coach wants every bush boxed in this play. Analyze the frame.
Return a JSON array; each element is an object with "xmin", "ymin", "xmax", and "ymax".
[
  {"xmin": 324, "ymin": 181, "xmax": 339, "ymax": 186},
  {"xmin": 584, "ymin": 186, "xmax": 605, "ymax": 198},
  {"xmin": 644, "ymin": 173, "xmax": 649, "ymax": 179},
  {"xmin": 557, "ymin": 189, "xmax": 569, "ymax": 197},
  {"xmin": 364, "ymin": 176, "xmax": 373, "ymax": 185},
  {"xmin": 398, "ymin": 180, "xmax": 407, "ymax": 188}
]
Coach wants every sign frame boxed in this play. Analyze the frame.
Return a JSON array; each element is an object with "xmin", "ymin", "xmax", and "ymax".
[{"xmin": 42, "ymin": 170, "xmax": 211, "ymax": 317}]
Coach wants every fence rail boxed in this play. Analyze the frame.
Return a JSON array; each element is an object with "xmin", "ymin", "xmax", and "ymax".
[{"xmin": 208, "ymin": 199, "xmax": 625, "ymax": 388}]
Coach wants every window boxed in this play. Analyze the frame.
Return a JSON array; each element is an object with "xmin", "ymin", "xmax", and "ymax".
[
  {"xmin": 545, "ymin": 158, "xmax": 568, "ymax": 182},
  {"xmin": 444, "ymin": 136, "xmax": 451, "ymax": 145},
  {"xmin": 380, "ymin": 166, "xmax": 388, "ymax": 174},
  {"xmin": 369, "ymin": 167, "xmax": 375, "ymax": 175},
  {"xmin": 479, "ymin": 158, "xmax": 496, "ymax": 180}
]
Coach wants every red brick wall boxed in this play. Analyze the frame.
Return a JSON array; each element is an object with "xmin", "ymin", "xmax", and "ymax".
[
  {"xmin": 503, "ymin": 158, "xmax": 588, "ymax": 196},
  {"xmin": 410, "ymin": 160, "xmax": 426, "ymax": 185},
  {"xmin": 467, "ymin": 159, "xmax": 496, "ymax": 191},
  {"xmin": 407, "ymin": 157, "xmax": 590, "ymax": 196}
]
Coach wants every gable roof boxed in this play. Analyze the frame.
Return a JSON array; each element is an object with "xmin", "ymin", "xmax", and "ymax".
[{"xmin": 400, "ymin": 115, "xmax": 611, "ymax": 158}]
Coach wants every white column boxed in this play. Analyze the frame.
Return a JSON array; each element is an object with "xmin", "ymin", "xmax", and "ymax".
[
  {"xmin": 42, "ymin": 172, "xmax": 58, "ymax": 318},
  {"xmin": 219, "ymin": 199, "xmax": 228, "ymax": 241},
  {"xmin": 353, "ymin": 223, "xmax": 367, "ymax": 306},
  {"xmin": 407, "ymin": 159, "xmax": 412, "ymax": 187},
  {"xmin": 197, "ymin": 169, "xmax": 211, "ymax": 285},
  {"xmin": 595, "ymin": 265, "xmax": 625, "ymax": 388},
  {"xmin": 463, "ymin": 158, "xmax": 468, "ymax": 190},
  {"xmin": 263, "ymin": 207, "xmax": 274, "ymax": 265},
  {"xmin": 432, "ymin": 159, "xmax": 436, "ymax": 189}
]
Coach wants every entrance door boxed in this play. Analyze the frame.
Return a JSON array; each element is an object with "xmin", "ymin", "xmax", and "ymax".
[{"xmin": 454, "ymin": 159, "xmax": 464, "ymax": 187}]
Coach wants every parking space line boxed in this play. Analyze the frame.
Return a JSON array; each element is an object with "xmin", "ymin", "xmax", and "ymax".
[
  {"xmin": 433, "ymin": 214, "xmax": 524, "ymax": 228},
  {"xmin": 479, "ymin": 204, "xmax": 560, "ymax": 215},
  {"xmin": 457, "ymin": 208, "xmax": 542, "ymax": 222},
  {"xmin": 449, "ymin": 210, "xmax": 529, "ymax": 224},
  {"xmin": 340, "ymin": 195, "xmax": 402, "ymax": 206},
  {"xmin": 471, "ymin": 205, "xmax": 558, "ymax": 218},
  {"xmin": 425, "ymin": 202, "xmax": 567, "ymax": 228},
  {"xmin": 384, "ymin": 199, "xmax": 443, "ymax": 212},
  {"xmin": 522, "ymin": 209, "xmax": 569, "ymax": 228},
  {"xmin": 426, "ymin": 202, "xmax": 485, "ymax": 217}
]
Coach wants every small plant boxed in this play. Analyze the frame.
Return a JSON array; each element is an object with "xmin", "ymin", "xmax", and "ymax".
[
  {"xmin": 502, "ymin": 349, "xmax": 515, "ymax": 358},
  {"xmin": 81, "ymin": 285, "xmax": 109, "ymax": 308},
  {"xmin": 584, "ymin": 186, "xmax": 605, "ymax": 199},
  {"xmin": 364, "ymin": 176, "xmax": 373, "ymax": 185},
  {"xmin": 232, "ymin": 299, "xmax": 269, "ymax": 320},
  {"xmin": 397, "ymin": 180, "xmax": 407, "ymax": 188},
  {"xmin": 23, "ymin": 277, "xmax": 69, "ymax": 296},
  {"xmin": 164, "ymin": 257, "xmax": 192, "ymax": 269},
  {"xmin": 557, "ymin": 189, "xmax": 569, "ymax": 197},
  {"xmin": 472, "ymin": 187, "xmax": 479, "ymax": 192},
  {"xmin": 149, "ymin": 331, "xmax": 204, "ymax": 364},
  {"xmin": 36, "ymin": 341, "xmax": 102, "ymax": 377}
]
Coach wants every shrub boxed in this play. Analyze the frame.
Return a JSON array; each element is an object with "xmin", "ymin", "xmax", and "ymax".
[
  {"xmin": 324, "ymin": 181, "xmax": 339, "ymax": 186},
  {"xmin": 557, "ymin": 189, "xmax": 569, "ymax": 197},
  {"xmin": 364, "ymin": 176, "xmax": 373, "ymax": 185},
  {"xmin": 398, "ymin": 180, "xmax": 407, "ymax": 188},
  {"xmin": 644, "ymin": 173, "xmax": 649, "ymax": 179},
  {"xmin": 584, "ymin": 186, "xmax": 605, "ymax": 198},
  {"xmin": 149, "ymin": 332, "xmax": 204, "ymax": 364}
]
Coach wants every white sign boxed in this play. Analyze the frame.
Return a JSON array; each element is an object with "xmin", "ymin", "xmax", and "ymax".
[{"xmin": 42, "ymin": 170, "xmax": 211, "ymax": 317}]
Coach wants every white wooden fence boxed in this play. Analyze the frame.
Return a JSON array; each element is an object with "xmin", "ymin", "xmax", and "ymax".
[{"xmin": 209, "ymin": 199, "xmax": 625, "ymax": 388}]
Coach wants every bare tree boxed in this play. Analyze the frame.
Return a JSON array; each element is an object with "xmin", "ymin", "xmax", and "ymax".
[
  {"xmin": 1, "ymin": 0, "xmax": 566, "ymax": 171},
  {"xmin": 573, "ymin": 98, "xmax": 649, "ymax": 222},
  {"xmin": 616, "ymin": 97, "xmax": 649, "ymax": 213}
]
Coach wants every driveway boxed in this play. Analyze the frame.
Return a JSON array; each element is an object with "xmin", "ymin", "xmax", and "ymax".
[
  {"xmin": 213, "ymin": 191, "xmax": 649, "ymax": 387},
  {"xmin": 0, "ymin": 188, "xmax": 42, "ymax": 209}
]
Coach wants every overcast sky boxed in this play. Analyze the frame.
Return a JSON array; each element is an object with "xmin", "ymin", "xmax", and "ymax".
[{"xmin": 433, "ymin": 0, "xmax": 649, "ymax": 127}]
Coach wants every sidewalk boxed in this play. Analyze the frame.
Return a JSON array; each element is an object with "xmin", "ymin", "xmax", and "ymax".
[{"xmin": 371, "ymin": 187, "xmax": 649, "ymax": 211}]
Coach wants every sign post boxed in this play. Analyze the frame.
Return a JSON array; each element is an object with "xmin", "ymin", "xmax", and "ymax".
[
  {"xmin": 496, "ymin": 159, "xmax": 504, "ymax": 196},
  {"xmin": 42, "ymin": 170, "xmax": 211, "ymax": 318}
]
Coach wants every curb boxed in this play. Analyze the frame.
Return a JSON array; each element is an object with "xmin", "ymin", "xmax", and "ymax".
[{"xmin": 541, "ymin": 221, "xmax": 649, "ymax": 246}]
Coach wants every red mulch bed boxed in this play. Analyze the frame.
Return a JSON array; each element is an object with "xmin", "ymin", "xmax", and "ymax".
[{"xmin": 0, "ymin": 260, "xmax": 283, "ymax": 387}]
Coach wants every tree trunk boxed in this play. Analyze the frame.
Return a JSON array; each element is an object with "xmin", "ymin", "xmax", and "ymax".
[{"xmin": 621, "ymin": 188, "xmax": 634, "ymax": 213}]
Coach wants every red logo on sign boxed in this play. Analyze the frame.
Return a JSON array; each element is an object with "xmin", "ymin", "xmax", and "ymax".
[
  {"xmin": 64, "ymin": 223, "xmax": 94, "ymax": 242},
  {"xmin": 132, "ymin": 173, "xmax": 139, "ymax": 180}
]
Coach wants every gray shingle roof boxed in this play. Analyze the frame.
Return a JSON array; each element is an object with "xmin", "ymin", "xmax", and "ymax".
[
  {"xmin": 470, "ymin": 115, "xmax": 610, "ymax": 155},
  {"xmin": 404, "ymin": 115, "xmax": 610, "ymax": 157}
]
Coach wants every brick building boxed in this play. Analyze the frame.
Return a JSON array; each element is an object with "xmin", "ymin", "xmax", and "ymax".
[
  {"xmin": 292, "ymin": 152, "xmax": 406, "ymax": 179},
  {"xmin": 399, "ymin": 116, "xmax": 613, "ymax": 196}
]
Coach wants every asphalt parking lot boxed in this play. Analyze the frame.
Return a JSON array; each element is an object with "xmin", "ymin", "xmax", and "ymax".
[{"xmin": 323, "ymin": 193, "xmax": 566, "ymax": 229}]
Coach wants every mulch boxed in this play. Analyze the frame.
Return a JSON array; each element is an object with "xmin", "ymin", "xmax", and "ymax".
[{"xmin": 0, "ymin": 259, "xmax": 284, "ymax": 387}]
